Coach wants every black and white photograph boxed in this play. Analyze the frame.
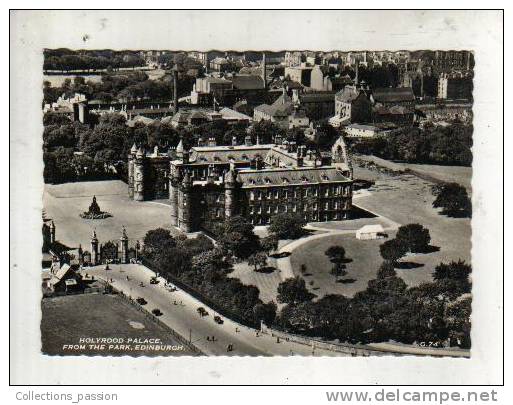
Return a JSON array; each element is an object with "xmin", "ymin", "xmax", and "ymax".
[{"xmin": 9, "ymin": 9, "xmax": 503, "ymax": 388}]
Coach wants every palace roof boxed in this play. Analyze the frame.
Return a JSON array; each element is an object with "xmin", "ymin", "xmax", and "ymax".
[{"xmin": 237, "ymin": 167, "xmax": 351, "ymax": 187}]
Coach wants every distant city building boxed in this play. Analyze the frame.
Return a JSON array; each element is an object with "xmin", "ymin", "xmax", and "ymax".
[
  {"xmin": 437, "ymin": 73, "xmax": 473, "ymax": 100},
  {"xmin": 285, "ymin": 65, "xmax": 313, "ymax": 87},
  {"xmin": 344, "ymin": 124, "xmax": 380, "ymax": 138},
  {"xmin": 330, "ymin": 85, "xmax": 373, "ymax": 127},
  {"xmin": 310, "ymin": 65, "xmax": 352, "ymax": 92},
  {"xmin": 432, "ymin": 50, "xmax": 473, "ymax": 72},
  {"xmin": 284, "ymin": 51, "xmax": 304, "ymax": 67}
]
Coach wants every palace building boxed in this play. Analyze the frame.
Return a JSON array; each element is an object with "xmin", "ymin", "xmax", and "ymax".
[{"xmin": 127, "ymin": 134, "xmax": 353, "ymax": 233}]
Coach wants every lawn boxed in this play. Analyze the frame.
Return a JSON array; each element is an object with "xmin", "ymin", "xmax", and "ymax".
[
  {"xmin": 41, "ymin": 293, "xmax": 195, "ymax": 356},
  {"xmin": 290, "ymin": 233, "xmax": 385, "ymax": 298},
  {"xmin": 43, "ymin": 180, "xmax": 182, "ymax": 251},
  {"xmin": 288, "ymin": 164, "xmax": 472, "ymax": 296}
]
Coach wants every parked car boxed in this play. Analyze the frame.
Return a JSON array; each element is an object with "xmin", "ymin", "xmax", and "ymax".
[
  {"xmin": 214, "ymin": 315, "xmax": 224, "ymax": 325},
  {"xmin": 136, "ymin": 297, "xmax": 147, "ymax": 305},
  {"xmin": 197, "ymin": 307, "xmax": 208, "ymax": 317},
  {"xmin": 152, "ymin": 308, "xmax": 163, "ymax": 316}
]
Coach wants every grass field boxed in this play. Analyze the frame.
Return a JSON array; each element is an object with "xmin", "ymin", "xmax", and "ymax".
[
  {"xmin": 288, "ymin": 164, "xmax": 472, "ymax": 296},
  {"xmin": 290, "ymin": 233, "xmax": 387, "ymax": 298},
  {"xmin": 41, "ymin": 293, "xmax": 195, "ymax": 356}
]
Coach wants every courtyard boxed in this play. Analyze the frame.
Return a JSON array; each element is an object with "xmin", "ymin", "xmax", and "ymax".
[
  {"xmin": 43, "ymin": 180, "xmax": 181, "ymax": 251},
  {"xmin": 41, "ymin": 293, "xmax": 196, "ymax": 356}
]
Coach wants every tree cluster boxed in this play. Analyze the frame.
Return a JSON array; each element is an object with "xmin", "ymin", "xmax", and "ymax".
[
  {"xmin": 43, "ymin": 72, "xmax": 174, "ymax": 105},
  {"xmin": 268, "ymin": 213, "xmax": 307, "ymax": 240},
  {"xmin": 349, "ymin": 123, "xmax": 473, "ymax": 166},
  {"xmin": 432, "ymin": 182, "xmax": 472, "ymax": 217},
  {"xmin": 43, "ymin": 112, "xmax": 180, "ymax": 184},
  {"xmin": 379, "ymin": 224, "xmax": 431, "ymax": 264},
  {"xmin": 43, "ymin": 49, "xmax": 145, "ymax": 73},
  {"xmin": 275, "ymin": 260, "xmax": 471, "ymax": 348},
  {"xmin": 141, "ymin": 227, "xmax": 277, "ymax": 326}
]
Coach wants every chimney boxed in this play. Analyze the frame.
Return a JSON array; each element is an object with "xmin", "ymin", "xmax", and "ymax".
[
  {"xmin": 182, "ymin": 147, "xmax": 190, "ymax": 164},
  {"xmin": 262, "ymin": 52, "xmax": 267, "ymax": 90},
  {"xmin": 207, "ymin": 164, "xmax": 215, "ymax": 184},
  {"xmin": 296, "ymin": 146, "xmax": 304, "ymax": 167},
  {"xmin": 255, "ymin": 157, "xmax": 264, "ymax": 170},
  {"xmin": 173, "ymin": 65, "xmax": 179, "ymax": 113}
]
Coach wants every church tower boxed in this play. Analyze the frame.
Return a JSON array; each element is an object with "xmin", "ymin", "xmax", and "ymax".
[
  {"xmin": 119, "ymin": 227, "xmax": 129, "ymax": 264},
  {"xmin": 90, "ymin": 230, "xmax": 99, "ymax": 266},
  {"xmin": 133, "ymin": 147, "xmax": 145, "ymax": 201},
  {"xmin": 128, "ymin": 143, "xmax": 138, "ymax": 199},
  {"xmin": 224, "ymin": 164, "xmax": 238, "ymax": 219},
  {"xmin": 178, "ymin": 170, "xmax": 192, "ymax": 232}
]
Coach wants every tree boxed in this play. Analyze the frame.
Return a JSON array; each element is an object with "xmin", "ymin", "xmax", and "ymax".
[
  {"xmin": 101, "ymin": 241, "xmax": 118, "ymax": 262},
  {"xmin": 253, "ymin": 301, "xmax": 277, "ymax": 325},
  {"xmin": 377, "ymin": 261, "xmax": 397, "ymax": 279},
  {"xmin": 433, "ymin": 260, "xmax": 471, "ymax": 281},
  {"xmin": 191, "ymin": 248, "xmax": 230, "ymax": 282},
  {"xmin": 142, "ymin": 228, "xmax": 176, "ymax": 257},
  {"xmin": 379, "ymin": 239, "xmax": 407, "ymax": 264},
  {"xmin": 218, "ymin": 216, "xmax": 260, "ymax": 259},
  {"xmin": 445, "ymin": 297, "xmax": 471, "ymax": 348},
  {"xmin": 248, "ymin": 120, "xmax": 284, "ymax": 144},
  {"xmin": 330, "ymin": 262, "xmax": 347, "ymax": 279},
  {"xmin": 432, "ymin": 182, "xmax": 471, "ymax": 217},
  {"xmin": 248, "ymin": 252, "xmax": 268, "ymax": 271},
  {"xmin": 260, "ymin": 234, "xmax": 279, "ymax": 254},
  {"xmin": 395, "ymin": 224, "xmax": 431, "ymax": 253},
  {"xmin": 277, "ymin": 277, "xmax": 314, "ymax": 305},
  {"xmin": 269, "ymin": 213, "xmax": 307, "ymax": 239},
  {"xmin": 325, "ymin": 245, "xmax": 346, "ymax": 263}
]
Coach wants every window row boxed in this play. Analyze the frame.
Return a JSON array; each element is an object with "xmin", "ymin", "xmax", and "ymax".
[
  {"xmin": 248, "ymin": 186, "xmax": 351, "ymax": 201},
  {"xmin": 249, "ymin": 200, "xmax": 350, "ymax": 215}
]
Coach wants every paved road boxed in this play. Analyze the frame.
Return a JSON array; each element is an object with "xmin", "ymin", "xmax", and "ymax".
[{"xmin": 84, "ymin": 264, "xmax": 347, "ymax": 357}]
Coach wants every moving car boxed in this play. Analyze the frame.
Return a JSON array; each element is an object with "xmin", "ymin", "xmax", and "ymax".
[
  {"xmin": 197, "ymin": 307, "xmax": 208, "ymax": 317},
  {"xmin": 152, "ymin": 308, "xmax": 163, "ymax": 316}
]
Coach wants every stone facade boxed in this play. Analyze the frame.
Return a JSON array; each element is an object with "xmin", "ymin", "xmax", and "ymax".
[{"xmin": 128, "ymin": 136, "xmax": 354, "ymax": 233}]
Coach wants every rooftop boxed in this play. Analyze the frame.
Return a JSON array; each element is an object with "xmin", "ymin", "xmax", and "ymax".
[
  {"xmin": 373, "ymin": 87, "xmax": 415, "ymax": 103},
  {"xmin": 237, "ymin": 166, "xmax": 351, "ymax": 187}
]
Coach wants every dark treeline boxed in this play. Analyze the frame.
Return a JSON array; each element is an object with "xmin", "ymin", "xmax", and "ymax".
[
  {"xmin": 43, "ymin": 112, "xmax": 180, "ymax": 184},
  {"xmin": 43, "ymin": 72, "xmax": 179, "ymax": 105},
  {"xmin": 43, "ymin": 49, "xmax": 146, "ymax": 72},
  {"xmin": 348, "ymin": 122, "xmax": 473, "ymax": 166},
  {"xmin": 276, "ymin": 260, "xmax": 471, "ymax": 348}
]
